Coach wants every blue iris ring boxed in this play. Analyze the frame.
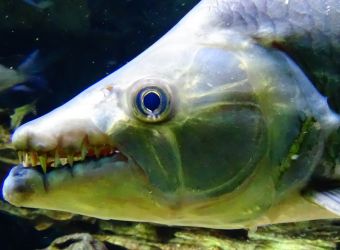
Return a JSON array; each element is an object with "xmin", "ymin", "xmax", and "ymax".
[{"xmin": 134, "ymin": 86, "xmax": 171, "ymax": 122}]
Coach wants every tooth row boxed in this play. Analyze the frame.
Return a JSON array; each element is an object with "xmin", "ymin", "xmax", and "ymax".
[
  {"xmin": 20, "ymin": 152, "xmax": 76, "ymax": 170},
  {"xmin": 18, "ymin": 145, "xmax": 115, "ymax": 173}
]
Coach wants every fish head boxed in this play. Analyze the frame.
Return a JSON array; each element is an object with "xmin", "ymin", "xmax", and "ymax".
[{"xmin": 3, "ymin": 20, "xmax": 319, "ymax": 227}]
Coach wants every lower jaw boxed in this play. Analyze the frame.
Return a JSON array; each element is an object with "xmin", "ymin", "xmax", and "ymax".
[
  {"xmin": 2, "ymin": 154, "xmax": 173, "ymax": 224},
  {"xmin": 3, "ymin": 159, "xmax": 267, "ymax": 229},
  {"xmin": 2, "ymin": 155, "xmax": 130, "ymax": 206}
]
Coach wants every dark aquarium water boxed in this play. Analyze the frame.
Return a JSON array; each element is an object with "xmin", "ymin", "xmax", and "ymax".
[{"xmin": 0, "ymin": 0, "xmax": 339, "ymax": 250}]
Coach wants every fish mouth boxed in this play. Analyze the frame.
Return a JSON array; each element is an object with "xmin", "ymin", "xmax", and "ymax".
[
  {"xmin": 16, "ymin": 138, "xmax": 128, "ymax": 174},
  {"xmin": 3, "ymin": 142, "xmax": 140, "ymax": 209}
]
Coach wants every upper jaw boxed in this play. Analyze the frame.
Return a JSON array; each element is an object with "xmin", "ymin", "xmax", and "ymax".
[
  {"xmin": 12, "ymin": 119, "xmax": 115, "ymax": 171},
  {"xmin": 10, "ymin": 101, "xmax": 121, "ymax": 173}
]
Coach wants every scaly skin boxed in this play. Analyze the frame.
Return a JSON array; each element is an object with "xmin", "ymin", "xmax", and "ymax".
[{"xmin": 2, "ymin": 0, "xmax": 340, "ymax": 229}]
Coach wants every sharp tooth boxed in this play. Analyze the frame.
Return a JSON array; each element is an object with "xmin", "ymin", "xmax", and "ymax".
[
  {"xmin": 54, "ymin": 151, "xmax": 61, "ymax": 167},
  {"xmin": 94, "ymin": 147, "xmax": 100, "ymax": 158},
  {"xmin": 30, "ymin": 152, "xmax": 38, "ymax": 166},
  {"xmin": 39, "ymin": 155, "xmax": 47, "ymax": 173},
  {"xmin": 18, "ymin": 151, "xmax": 23, "ymax": 163},
  {"xmin": 67, "ymin": 155, "xmax": 74, "ymax": 166},
  {"xmin": 81, "ymin": 144, "xmax": 88, "ymax": 160},
  {"xmin": 24, "ymin": 153, "xmax": 30, "ymax": 167}
]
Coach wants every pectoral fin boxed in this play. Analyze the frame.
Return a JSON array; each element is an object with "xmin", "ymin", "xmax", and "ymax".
[{"xmin": 304, "ymin": 187, "xmax": 340, "ymax": 215}]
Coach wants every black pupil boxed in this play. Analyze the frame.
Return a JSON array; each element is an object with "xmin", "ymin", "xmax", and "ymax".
[{"xmin": 143, "ymin": 91, "xmax": 161, "ymax": 112}]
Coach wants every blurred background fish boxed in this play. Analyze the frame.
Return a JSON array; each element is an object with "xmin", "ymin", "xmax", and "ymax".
[
  {"xmin": 0, "ymin": 49, "xmax": 58, "ymax": 111},
  {"xmin": 22, "ymin": 0, "xmax": 53, "ymax": 10},
  {"xmin": 0, "ymin": 50, "xmax": 45, "ymax": 94}
]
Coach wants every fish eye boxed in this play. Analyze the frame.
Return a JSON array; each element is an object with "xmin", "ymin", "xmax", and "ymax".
[{"xmin": 133, "ymin": 86, "xmax": 171, "ymax": 122}]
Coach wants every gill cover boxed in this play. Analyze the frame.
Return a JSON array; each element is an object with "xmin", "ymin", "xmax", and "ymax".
[{"xmin": 108, "ymin": 45, "xmax": 268, "ymax": 199}]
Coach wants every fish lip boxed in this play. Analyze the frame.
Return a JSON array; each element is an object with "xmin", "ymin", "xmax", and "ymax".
[{"xmin": 2, "ymin": 165, "xmax": 44, "ymax": 206}]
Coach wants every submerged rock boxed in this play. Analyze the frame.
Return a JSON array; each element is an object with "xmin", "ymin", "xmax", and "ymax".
[
  {"xmin": 43, "ymin": 233, "xmax": 107, "ymax": 250},
  {"xmin": 0, "ymin": 198, "xmax": 339, "ymax": 250}
]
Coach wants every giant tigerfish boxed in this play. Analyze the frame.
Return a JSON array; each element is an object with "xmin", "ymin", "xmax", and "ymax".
[{"xmin": 2, "ymin": 0, "xmax": 340, "ymax": 229}]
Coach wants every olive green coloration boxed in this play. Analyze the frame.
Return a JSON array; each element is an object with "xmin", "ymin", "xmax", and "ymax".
[{"xmin": 3, "ymin": 0, "xmax": 340, "ymax": 229}]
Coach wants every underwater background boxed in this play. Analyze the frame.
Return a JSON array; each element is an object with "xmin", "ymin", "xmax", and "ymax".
[{"xmin": 0, "ymin": 0, "xmax": 339, "ymax": 249}]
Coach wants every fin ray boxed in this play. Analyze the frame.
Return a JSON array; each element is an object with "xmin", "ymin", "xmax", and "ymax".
[{"xmin": 305, "ymin": 188, "xmax": 340, "ymax": 215}]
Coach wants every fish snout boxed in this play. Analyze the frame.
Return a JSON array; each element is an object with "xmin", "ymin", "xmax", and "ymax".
[
  {"xmin": 12, "ymin": 122, "xmax": 58, "ymax": 152},
  {"xmin": 11, "ymin": 110, "xmax": 112, "ymax": 169}
]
